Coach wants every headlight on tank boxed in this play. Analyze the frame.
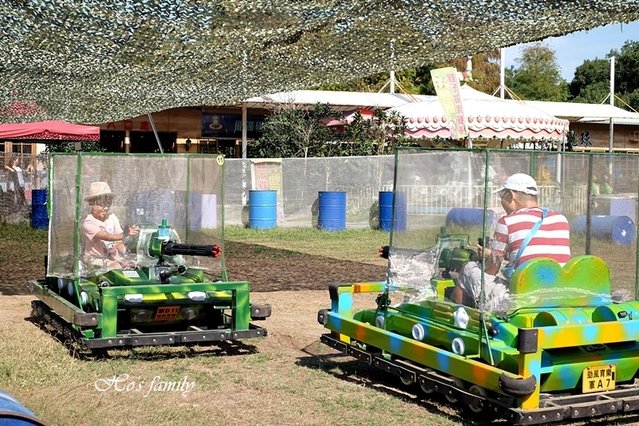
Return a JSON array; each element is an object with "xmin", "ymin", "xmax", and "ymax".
[
  {"xmin": 130, "ymin": 309, "xmax": 154, "ymax": 323},
  {"xmin": 180, "ymin": 307, "xmax": 201, "ymax": 321}
]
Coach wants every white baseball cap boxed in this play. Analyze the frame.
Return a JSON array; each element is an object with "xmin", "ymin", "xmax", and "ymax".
[{"xmin": 492, "ymin": 173, "xmax": 538, "ymax": 195}]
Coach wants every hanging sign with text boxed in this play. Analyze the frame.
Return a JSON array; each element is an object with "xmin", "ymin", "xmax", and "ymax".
[{"xmin": 430, "ymin": 67, "xmax": 468, "ymax": 140}]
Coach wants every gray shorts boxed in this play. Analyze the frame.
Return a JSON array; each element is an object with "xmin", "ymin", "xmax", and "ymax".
[{"xmin": 459, "ymin": 261, "xmax": 510, "ymax": 312}]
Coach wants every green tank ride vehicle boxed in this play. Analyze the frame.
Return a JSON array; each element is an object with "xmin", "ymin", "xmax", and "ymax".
[
  {"xmin": 318, "ymin": 148, "xmax": 639, "ymax": 424},
  {"xmin": 29, "ymin": 153, "xmax": 270, "ymax": 354}
]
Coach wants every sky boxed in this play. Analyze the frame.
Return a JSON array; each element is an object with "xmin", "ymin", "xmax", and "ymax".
[{"xmin": 504, "ymin": 21, "xmax": 639, "ymax": 81}]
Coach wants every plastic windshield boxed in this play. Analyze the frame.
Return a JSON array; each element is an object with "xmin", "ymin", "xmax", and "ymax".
[
  {"xmin": 388, "ymin": 148, "xmax": 639, "ymax": 315},
  {"xmin": 47, "ymin": 153, "xmax": 225, "ymax": 279}
]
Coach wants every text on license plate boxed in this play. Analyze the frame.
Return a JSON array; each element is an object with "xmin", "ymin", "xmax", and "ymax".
[
  {"xmin": 155, "ymin": 306, "xmax": 180, "ymax": 321},
  {"xmin": 582, "ymin": 364, "xmax": 616, "ymax": 393}
]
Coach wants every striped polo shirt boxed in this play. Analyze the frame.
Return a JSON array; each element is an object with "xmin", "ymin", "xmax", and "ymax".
[{"xmin": 491, "ymin": 207, "xmax": 571, "ymax": 268}]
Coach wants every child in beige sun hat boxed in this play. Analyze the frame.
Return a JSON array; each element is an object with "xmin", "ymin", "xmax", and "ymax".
[{"xmin": 82, "ymin": 181, "xmax": 139, "ymax": 269}]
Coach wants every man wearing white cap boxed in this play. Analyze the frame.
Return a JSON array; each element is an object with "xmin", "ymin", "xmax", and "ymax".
[
  {"xmin": 452, "ymin": 173, "xmax": 571, "ymax": 311},
  {"xmin": 82, "ymin": 181, "xmax": 139, "ymax": 269}
]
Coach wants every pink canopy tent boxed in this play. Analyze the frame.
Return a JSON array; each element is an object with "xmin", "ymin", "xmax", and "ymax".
[
  {"xmin": 0, "ymin": 120, "xmax": 100, "ymax": 142},
  {"xmin": 388, "ymin": 85, "xmax": 569, "ymax": 144},
  {"xmin": 323, "ymin": 108, "xmax": 375, "ymax": 127}
]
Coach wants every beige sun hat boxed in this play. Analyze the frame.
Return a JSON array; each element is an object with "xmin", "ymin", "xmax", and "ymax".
[{"xmin": 85, "ymin": 181, "xmax": 114, "ymax": 201}]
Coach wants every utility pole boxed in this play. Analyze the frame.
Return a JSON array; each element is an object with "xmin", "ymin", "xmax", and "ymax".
[{"xmin": 609, "ymin": 56, "xmax": 615, "ymax": 152}]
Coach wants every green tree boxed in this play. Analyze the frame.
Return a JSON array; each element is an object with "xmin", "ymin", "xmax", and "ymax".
[
  {"xmin": 569, "ymin": 59, "xmax": 610, "ymax": 103},
  {"xmin": 344, "ymin": 109, "xmax": 412, "ymax": 155},
  {"xmin": 435, "ymin": 50, "xmax": 501, "ymax": 94},
  {"xmin": 567, "ymin": 41, "xmax": 639, "ymax": 110},
  {"xmin": 249, "ymin": 103, "xmax": 342, "ymax": 158},
  {"xmin": 249, "ymin": 104, "xmax": 413, "ymax": 158},
  {"xmin": 506, "ymin": 43, "xmax": 568, "ymax": 101},
  {"xmin": 627, "ymin": 90, "xmax": 639, "ymax": 112},
  {"xmin": 615, "ymin": 41, "xmax": 639, "ymax": 111},
  {"xmin": 616, "ymin": 41, "xmax": 639, "ymax": 97}
]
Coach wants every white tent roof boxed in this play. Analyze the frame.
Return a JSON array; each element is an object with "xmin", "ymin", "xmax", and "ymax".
[
  {"xmin": 241, "ymin": 89, "xmax": 639, "ymax": 125},
  {"xmin": 241, "ymin": 90, "xmax": 433, "ymax": 111},
  {"xmin": 578, "ymin": 117, "xmax": 639, "ymax": 125},
  {"xmin": 521, "ymin": 100, "xmax": 639, "ymax": 121}
]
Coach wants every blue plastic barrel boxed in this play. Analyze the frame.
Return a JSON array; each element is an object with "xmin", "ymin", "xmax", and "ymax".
[
  {"xmin": 572, "ymin": 215, "xmax": 636, "ymax": 246},
  {"xmin": 318, "ymin": 191, "xmax": 346, "ymax": 231},
  {"xmin": 0, "ymin": 390, "xmax": 43, "ymax": 425},
  {"xmin": 379, "ymin": 191, "xmax": 407, "ymax": 232},
  {"xmin": 249, "ymin": 190, "xmax": 277, "ymax": 229},
  {"xmin": 445, "ymin": 208, "xmax": 496, "ymax": 228},
  {"xmin": 30, "ymin": 189, "xmax": 48, "ymax": 229}
]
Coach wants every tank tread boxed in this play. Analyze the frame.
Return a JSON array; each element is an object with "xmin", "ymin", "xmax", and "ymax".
[
  {"xmin": 31, "ymin": 299, "xmax": 268, "ymax": 351},
  {"xmin": 319, "ymin": 333, "xmax": 639, "ymax": 425},
  {"xmin": 81, "ymin": 325, "xmax": 267, "ymax": 349}
]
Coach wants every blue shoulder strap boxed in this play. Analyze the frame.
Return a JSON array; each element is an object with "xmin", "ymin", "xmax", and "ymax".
[{"xmin": 512, "ymin": 208, "xmax": 547, "ymax": 265}]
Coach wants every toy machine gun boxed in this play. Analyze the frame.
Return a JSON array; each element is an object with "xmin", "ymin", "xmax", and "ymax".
[
  {"xmin": 116, "ymin": 219, "xmax": 223, "ymax": 284},
  {"xmin": 378, "ymin": 227, "xmax": 483, "ymax": 301},
  {"xmin": 380, "ymin": 227, "xmax": 480, "ymax": 277},
  {"xmin": 146, "ymin": 219, "xmax": 221, "ymax": 260},
  {"xmin": 431, "ymin": 227, "xmax": 485, "ymax": 301},
  {"xmin": 434, "ymin": 227, "xmax": 481, "ymax": 278}
]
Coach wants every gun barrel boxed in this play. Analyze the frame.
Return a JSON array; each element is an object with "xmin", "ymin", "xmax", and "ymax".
[{"xmin": 162, "ymin": 241, "xmax": 220, "ymax": 258}]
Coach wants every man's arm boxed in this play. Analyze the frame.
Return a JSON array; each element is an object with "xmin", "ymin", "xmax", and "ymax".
[{"xmin": 484, "ymin": 251, "xmax": 502, "ymax": 276}]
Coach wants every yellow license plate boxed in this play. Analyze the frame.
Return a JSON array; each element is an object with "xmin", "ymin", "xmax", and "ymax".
[
  {"xmin": 155, "ymin": 306, "xmax": 180, "ymax": 321},
  {"xmin": 582, "ymin": 364, "xmax": 616, "ymax": 393}
]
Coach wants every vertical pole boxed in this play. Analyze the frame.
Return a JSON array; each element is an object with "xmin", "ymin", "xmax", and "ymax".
[
  {"xmin": 147, "ymin": 113, "xmax": 163, "ymax": 154},
  {"xmin": 585, "ymin": 155, "xmax": 593, "ymax": 255},
  {"xmin": 499, "ymin": 48, "xmax": 505, "ymax": 99},
  {"xmin": 73, "ymin": 153, "xmax": 83, "ymax": 279},
  {"xmin": 389, "ymin": 38, "xmax": 396, "ymax": 94},
  {"xmin": 240, "ymin": 104, "xmax": 248, "ymax": 212},
  {"xmin": 241, "ymin": 39, "xmax": 248, "ymax": 160},
  {"xmin": 242, "ymin": 103, "xmax": 248, "ymax": 159},
  {"xmin": 636, "ymin": 156, "xmax": 639, "ymax": 300},
  {"xmin": 390, "ymin": 71, "xmax": 396, "ymax": 94},
  {"xmin": 609, "ymin": 57, "xmax": 615, "ymax": 153},
  {"xmin": 124, "ymin": 130, "xmax": 130, "ymax": 154},
  {"xmin": 240, "ymin": 40, "xmax": 249, "ymax": 210}
]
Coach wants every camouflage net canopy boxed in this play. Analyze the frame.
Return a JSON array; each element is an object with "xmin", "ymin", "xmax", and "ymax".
[{"xmin": 1, "ymin": 1, "xmax": 639, "ymax": 124}]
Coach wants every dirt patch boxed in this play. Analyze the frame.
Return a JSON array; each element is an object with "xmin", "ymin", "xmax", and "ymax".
[
  {"xmin": 225, "ymin": 242, "xmax": 386, "ymax": 292},
  {"xmin": 0, "ymin": 240, "xmax": 386, "ymax": 295}
]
